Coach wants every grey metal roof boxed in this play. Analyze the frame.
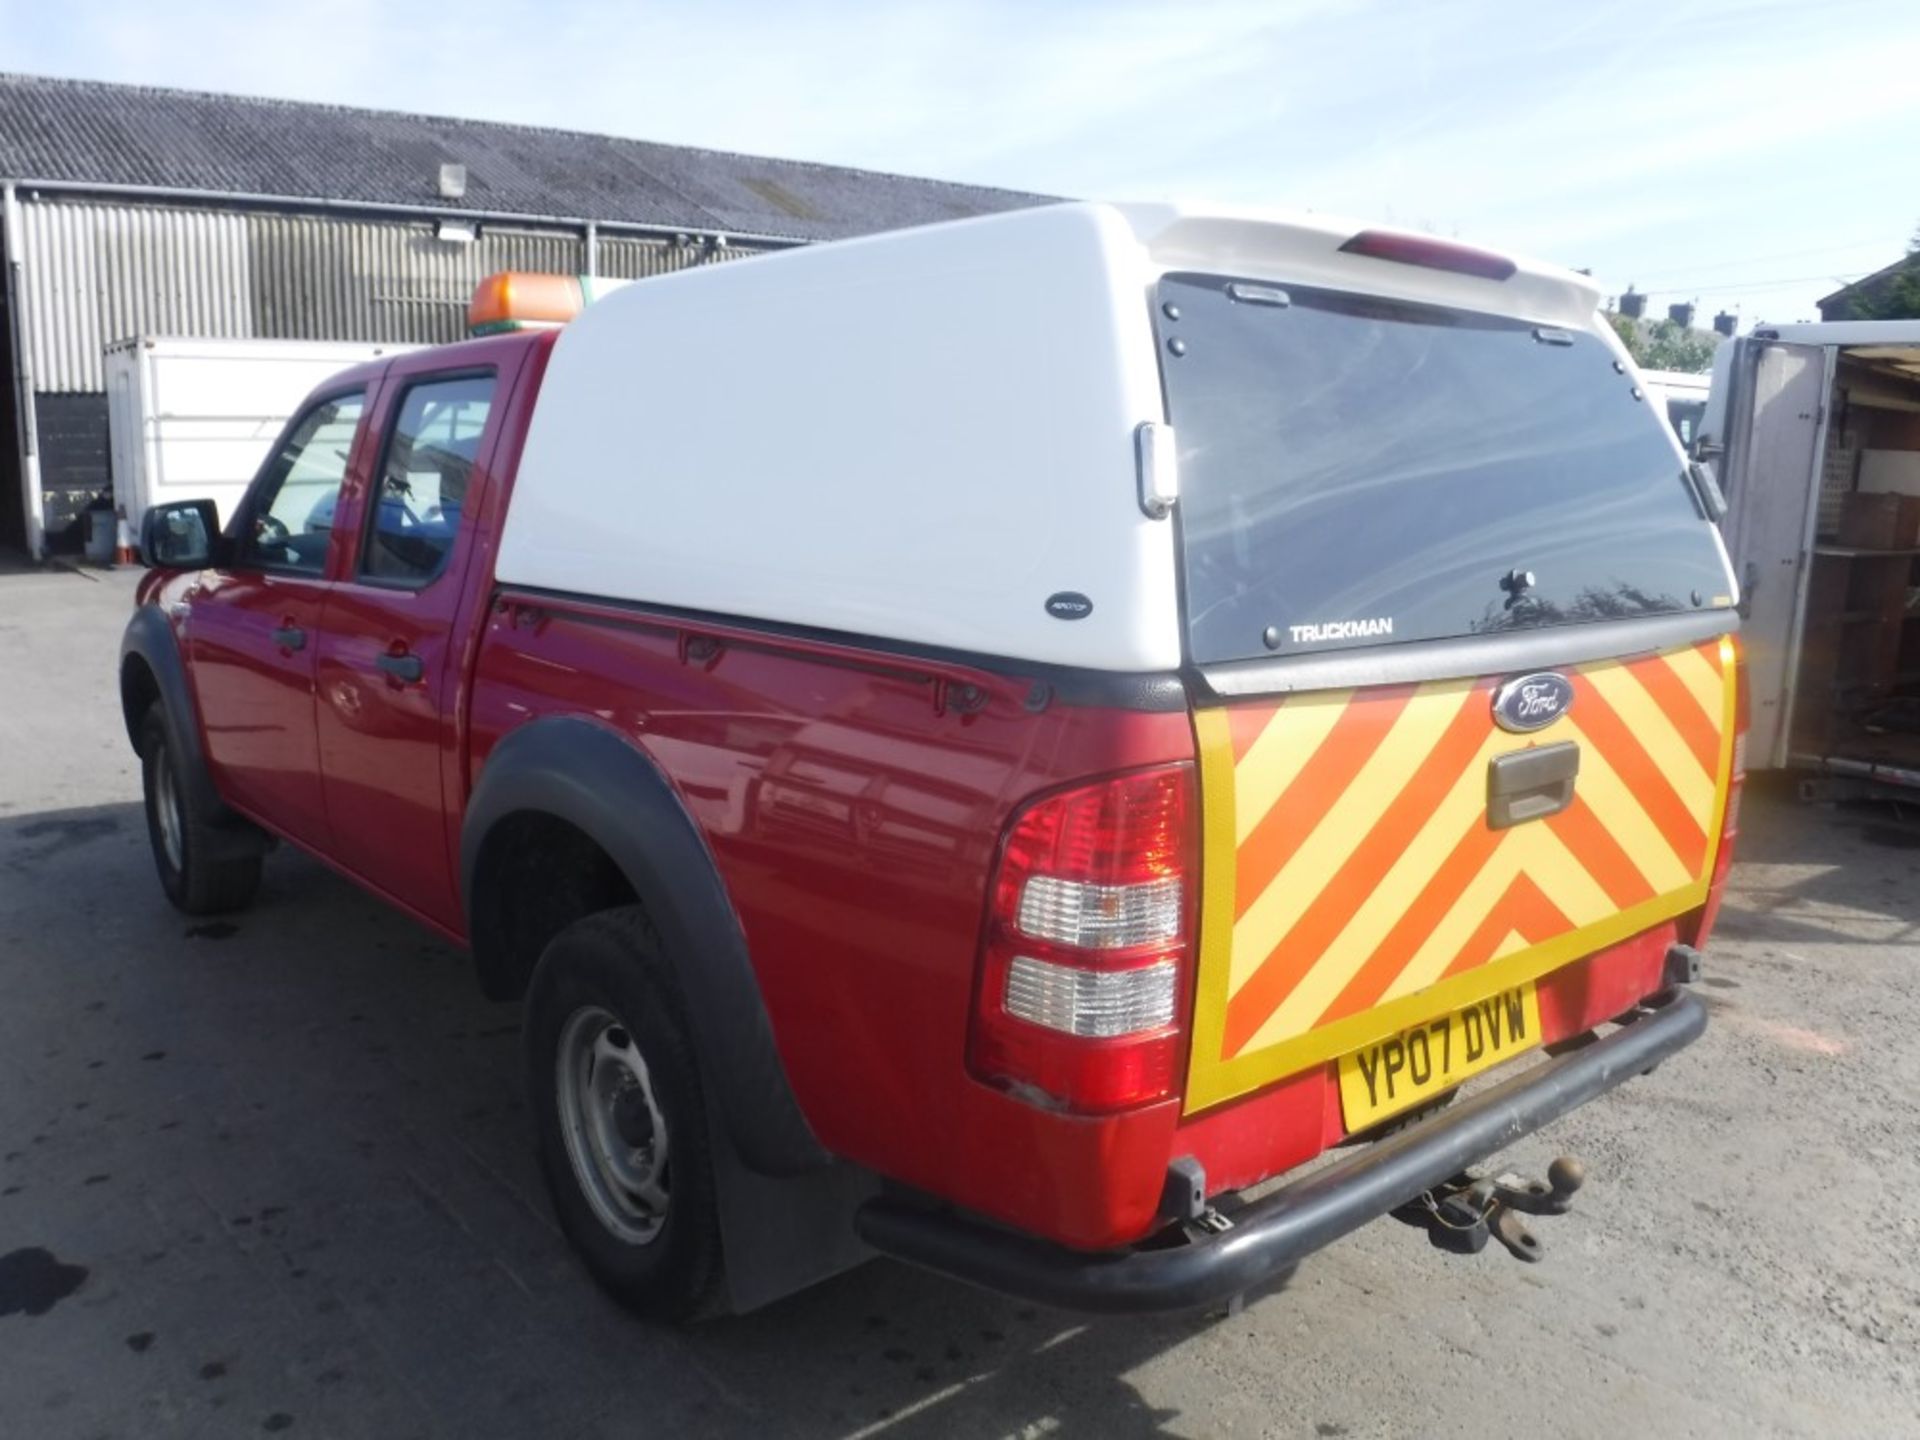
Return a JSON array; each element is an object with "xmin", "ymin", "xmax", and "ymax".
[{"xmin": 0, "ymin": 73, "xmax": 1052, "ymax": 241}]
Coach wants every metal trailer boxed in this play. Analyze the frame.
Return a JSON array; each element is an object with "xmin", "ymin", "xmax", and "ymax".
[
  {"xmin": 1641, "ymin": 368, "xmax": 1712, "ymax": 449},
  {"xmin": 1699, "ymin": 320, "xmax": 1920, "ymax": 790}
]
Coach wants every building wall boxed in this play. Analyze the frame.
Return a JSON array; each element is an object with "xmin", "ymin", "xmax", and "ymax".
[
  {"xmin": 16, "ymin": 200, "xmax": 250, "ymax": 390},
  {"xmin": 8, "ymin": 194, "xmax": 763, "ymax": 550},
  {"xmin": 246, "ymin": 214, "xmax": 584, "ymax": 346},
  {"xmin": 0, "ymin": 211, "xmax": 23, "ymax": 552}
]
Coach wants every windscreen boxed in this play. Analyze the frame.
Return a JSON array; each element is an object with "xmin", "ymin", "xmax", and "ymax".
[{"xmin": 1156, "ymin": 273, "xmax": 1734, "ymax": 666}]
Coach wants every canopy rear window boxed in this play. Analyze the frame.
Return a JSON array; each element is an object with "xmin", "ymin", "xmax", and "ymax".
[{"xmin": 1155, "ymin": 273, "xmax": 1733, "ymax": 666}]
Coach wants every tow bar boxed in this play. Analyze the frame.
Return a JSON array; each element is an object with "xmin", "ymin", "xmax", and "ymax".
[
  {"xmin": 856, "ymin": 991, "xmax": 1705, "ymax": 1314},
  {"xmin": 1393, "ymin": 1155, "xmax": 1586, "ymax": 1261}
]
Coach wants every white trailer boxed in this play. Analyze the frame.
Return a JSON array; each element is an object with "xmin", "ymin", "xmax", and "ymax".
[
  {"xmin": 1698, "ymin": 321, "xmax": 1920, "ymax": 787},
  {"xmin": 105, "ymin": 337, "xmax": 417, "ymax": 536},
  {"xmin": 1640, "ymin": 368, "xmax": 1712, "ymax": 448}
]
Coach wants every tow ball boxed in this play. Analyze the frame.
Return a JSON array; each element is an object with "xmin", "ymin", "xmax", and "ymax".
[{"xmin": 1391, "ymin": 1156, "xmax": 1586, "ymax": 1262}]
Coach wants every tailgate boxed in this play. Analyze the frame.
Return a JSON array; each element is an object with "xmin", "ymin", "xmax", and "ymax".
[{"xmin": 1184, "ymin": 636, "xmax": 1736, "ymax": 1113}]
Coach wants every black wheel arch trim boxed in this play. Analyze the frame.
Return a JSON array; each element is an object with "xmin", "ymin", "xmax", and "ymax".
[
  {"xmin": 121, "ymin": 604, "xmax": 234, "ymax": 829},
  {"xmin": 460, "ymin": 715, "xmax": 828, "ymax": 1178}
]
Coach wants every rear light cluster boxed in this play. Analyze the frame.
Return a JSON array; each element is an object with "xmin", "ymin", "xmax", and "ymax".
[
  {"xmin": 1722, "ymin": 634, "xmax": 1750, "ymax": 843},
  {"xmin": 1686, "ymin": 635, "xmax": 1749, "ymax": 953},
  {"xmin": 968, "ymin": 765, "xmax": 1197, "ymax": 1114}
]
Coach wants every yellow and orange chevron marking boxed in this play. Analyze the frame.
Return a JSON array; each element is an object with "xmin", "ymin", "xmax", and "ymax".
[{"xmin": 1184, "ymin": 635, "xmax": 1737, "ymax": 1113}]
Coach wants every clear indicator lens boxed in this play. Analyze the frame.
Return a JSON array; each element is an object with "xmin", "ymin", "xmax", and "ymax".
[
  {"xmin": 1016, "ymin": 874, "xmax": 1182, "ymax": 950},
  {"xmin": 1003, "ymin": 956, "xmax": 1177, "ymax": 1038}
]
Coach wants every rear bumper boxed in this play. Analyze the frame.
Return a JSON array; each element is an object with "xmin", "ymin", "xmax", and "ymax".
[{"xmin": 856, "ymin": 988, "xmax": 1706, "ymax": 1314}]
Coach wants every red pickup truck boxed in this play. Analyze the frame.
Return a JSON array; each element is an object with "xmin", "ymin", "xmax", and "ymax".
[{"xmin": 122, "ymin": 203, "xmax": 1743, "ymax": 1319}]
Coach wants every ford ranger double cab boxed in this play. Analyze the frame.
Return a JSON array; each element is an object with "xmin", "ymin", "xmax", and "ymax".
[{"xmin": 121, "ymin": 203, "xmax": 1746, "ymax": 1319}]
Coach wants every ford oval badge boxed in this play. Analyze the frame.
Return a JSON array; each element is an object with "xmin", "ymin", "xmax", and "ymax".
[
  {"xmin": 1492, "ymin": 672, "xmax": 1574, "ymax": 733},
  {"xmin": 1045, "ymin": 591, "xmax": 1093, "ymax": 621}
]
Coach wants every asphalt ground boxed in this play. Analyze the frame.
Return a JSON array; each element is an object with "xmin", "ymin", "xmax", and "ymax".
[{"xmin": 2, "ymin": 563, "xmax": 1916, "ymax": 1439}]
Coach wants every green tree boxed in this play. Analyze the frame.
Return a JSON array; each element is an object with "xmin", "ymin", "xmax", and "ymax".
[
  {"xmin": 1607, "ymin": 313, "xmax": 1718, "ymax": 373},
  {"xmin": 1828, "ymin": 221, "xmax": 1920, "ymax": 320},
  {"xmin": 1831, "ymin": 264, "xmax": 1920, "ymax": 321}
]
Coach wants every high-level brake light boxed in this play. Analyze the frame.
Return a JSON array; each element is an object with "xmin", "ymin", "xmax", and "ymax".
[{"xmin": 1338, "ymin": 229, "xmax": 1518, "ymax": 281}]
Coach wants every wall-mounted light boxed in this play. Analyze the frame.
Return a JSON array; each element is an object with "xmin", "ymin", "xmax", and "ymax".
[{"xmin": 435, "ymin": 219, "xmax": 476, "ymax": 245}]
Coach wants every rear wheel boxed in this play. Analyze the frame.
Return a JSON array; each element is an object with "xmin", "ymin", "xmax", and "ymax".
[
  {"xmin": 138, "ymin": 709, "xmax": 262, "ymax": 915},
  {"xmin": 526, "ymin": 906, "xmax": 723, "ymax": 1321}
]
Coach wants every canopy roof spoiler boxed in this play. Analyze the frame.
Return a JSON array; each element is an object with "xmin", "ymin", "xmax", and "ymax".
[{"xmin": 1108, "ymin": 202, "xmax": 1603, "ymax": 329}]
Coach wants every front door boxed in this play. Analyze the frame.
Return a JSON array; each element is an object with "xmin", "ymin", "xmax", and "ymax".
[
  {"xmin": 186, "ymin": 389, "xmax": 370, "ymax": 848},
  {"xmin": 314, "ymin": 365, "xmax": 507, "ymax": 930}
]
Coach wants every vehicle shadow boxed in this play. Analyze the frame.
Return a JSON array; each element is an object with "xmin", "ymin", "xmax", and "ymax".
[{"xmin": 0, "ymin": 800, "xmax": 1271, "ymax": 1439}]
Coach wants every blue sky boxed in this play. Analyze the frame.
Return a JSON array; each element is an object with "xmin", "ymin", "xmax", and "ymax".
[{"xmin": 5, "ymin": 0, "xmax": 1917, "ymax": 327}]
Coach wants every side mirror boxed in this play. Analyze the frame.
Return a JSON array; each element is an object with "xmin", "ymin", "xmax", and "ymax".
[
  {"xmin": 140, "ymin": 499, "xmax": 224, "ymax": 569},
  {"xmin": 1686, "ymin": 460, "xmax": 1728, "ymax": 523}
]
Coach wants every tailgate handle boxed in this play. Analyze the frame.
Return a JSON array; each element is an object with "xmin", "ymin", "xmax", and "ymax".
[{"xmin": 1487, "ymin": 742, "xmax": 1579, "ymax": 830}]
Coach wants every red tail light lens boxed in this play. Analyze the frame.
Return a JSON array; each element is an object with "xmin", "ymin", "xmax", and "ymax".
[
  {"xmin": 1723, "ymin": 634, "xmax": 1749, "ymax": 842},
  {"xmin": 1689, "ymin": 634, "xmax": 1747, "ymax": 950},
  {"xmin": 968, "ymin": 765, "xmax": 1197, "ymax": 1114},
  {"xmin": 1338, "ymin": 229, "xmax": 1518, "ymax": 281}
]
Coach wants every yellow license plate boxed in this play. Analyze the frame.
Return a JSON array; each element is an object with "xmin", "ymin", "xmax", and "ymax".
[{"xmin": 1337, "ymin": 982, "xmax": 1543, "ymax": 1131}]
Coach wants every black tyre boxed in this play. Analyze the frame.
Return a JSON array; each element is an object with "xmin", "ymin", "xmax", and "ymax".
[
  {"xmin": 525, "ymin": 905, "xmax": 723, "ymax": 1321},
  {"xmin": 138, "ymin": 708, "xmax": 263, "ymax": 915}
]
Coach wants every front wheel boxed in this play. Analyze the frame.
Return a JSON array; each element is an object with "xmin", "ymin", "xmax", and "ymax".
[
  {"xmin": 525, "ymin": 906, "xmax": 723, "ymax": 1321},
  {"xmin": 138, "ymin": 709, "xmax": 262, "ymax": 915}
]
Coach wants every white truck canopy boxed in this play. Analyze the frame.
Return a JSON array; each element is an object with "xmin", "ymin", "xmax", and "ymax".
[{"xmin": 495, "ymin": 202, "xmax": 1630, "ymax": 672}]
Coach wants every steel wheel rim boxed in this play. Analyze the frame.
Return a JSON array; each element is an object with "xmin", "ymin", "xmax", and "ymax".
[
  {"xmin": 556, "ymin": 1005, "xmax": 670, "ymax": 1246},
  {"xmin": 154, "ymin": 747, "xmax": 184, "ymax": 872}
]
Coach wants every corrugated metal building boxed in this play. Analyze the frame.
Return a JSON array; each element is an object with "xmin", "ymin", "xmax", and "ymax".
[{"xmin": 0, "ymin": 73, "xmax": 1048, "ymax": 555}]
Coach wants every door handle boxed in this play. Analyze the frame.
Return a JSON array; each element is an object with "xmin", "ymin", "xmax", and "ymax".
[
  {"xmin": 271, "ymin": 624, "xmax": 306, "ymax": 651},
  {"xmin": 375, "ymin": 650, "xmax": 425, "ymax": 684},
  {"xmin": 1487, "ymin": 742, "xmax": 1580, "ymax": 830}
]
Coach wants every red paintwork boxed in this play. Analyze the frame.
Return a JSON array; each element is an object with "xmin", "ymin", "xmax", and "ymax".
[
  {"xmin": 143, "ymin": 326, "xmax": 1732, "ymax": 1253},
  {"xmin": 158, "ymin": 334, "xmax": 551, "ymax": 935},
  {"xmin": 184, "ymin": 565, "xmax": 339, "ymax": 849},
  {"xmin": 312, "ymin": 340, "xmax": 536, "ymax": 931},
  {"xmin": 466, "ymin": 596, "xmax": 1707, "ymax": 1248}
]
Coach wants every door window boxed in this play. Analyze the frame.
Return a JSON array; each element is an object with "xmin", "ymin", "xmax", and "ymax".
[
  {"xmin": 236, "ymin": 392, "xmax": 366, "ymax": 574},
  {"xmin": 360, "ymin": 374, "xmax": 497, "ymax": 587}
]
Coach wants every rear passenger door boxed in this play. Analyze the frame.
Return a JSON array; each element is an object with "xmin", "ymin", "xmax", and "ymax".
[{"xmin": 313, "ymin": 363, "xmax": 510, "ymax": 930}]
